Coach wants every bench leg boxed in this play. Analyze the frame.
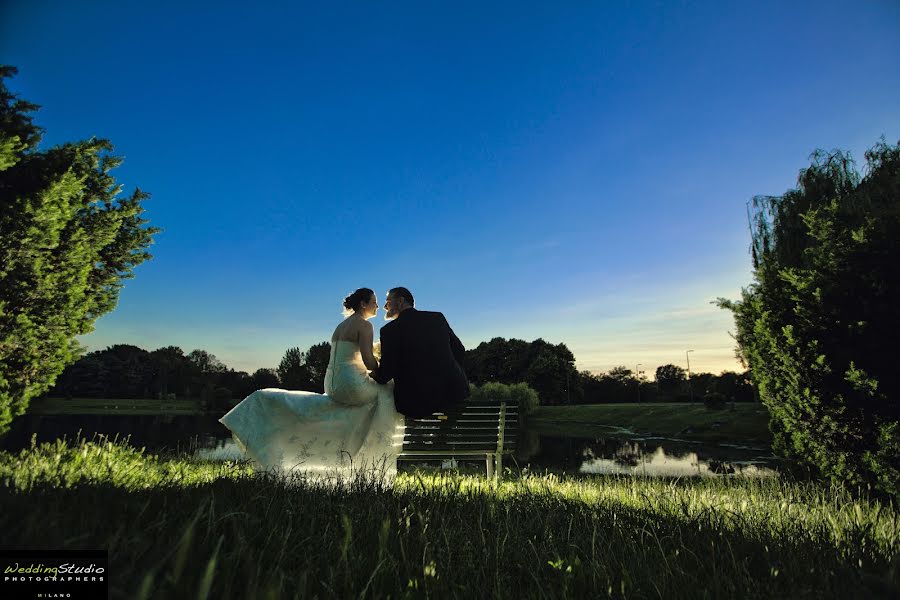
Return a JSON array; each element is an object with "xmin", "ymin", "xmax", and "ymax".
[
  {"xmin": 495, "ymin": 453, "xmax": 502, "ymax": 479},
  {"xmin": 485, "ymin": 454, "xmax": 494, "ymax": 479}
]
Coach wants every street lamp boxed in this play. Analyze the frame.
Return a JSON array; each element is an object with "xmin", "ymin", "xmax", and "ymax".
[
  {"xmin": 635, "ymin": 363, "xmax": 643, "ymax": 403},
  {"xmin": 686, "ymin": 350, "xmax": 694, "ymax": 402}
]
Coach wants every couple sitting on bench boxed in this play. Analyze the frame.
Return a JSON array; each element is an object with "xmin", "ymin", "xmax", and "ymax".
[{"xmin": 220, "ymin": 286, "xmax": 515, "ymax": 480}]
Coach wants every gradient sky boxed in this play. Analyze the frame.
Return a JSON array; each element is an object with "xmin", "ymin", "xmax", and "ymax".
[{"xmin": 2, "ymin": 1, "xmax": 898, "ymax": 377}]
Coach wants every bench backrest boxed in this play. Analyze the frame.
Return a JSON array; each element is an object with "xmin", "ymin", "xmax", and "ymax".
[{"xmin": 401, "ymin": 401, "xmax": 519, "ymax": 454}]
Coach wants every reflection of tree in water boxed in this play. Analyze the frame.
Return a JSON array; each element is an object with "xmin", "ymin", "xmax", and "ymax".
[
  {"xmin": 494, "ymin": 434, "xmax": 778, "ymax": 476},
  {"xmin": 707, "ymin": 460, "xmax": 737, "ymax": 475},
  {"xmin": 582, "ymin": 438, "xmax": 699, "ymax": 468},
  {"xmin": 582, "ymin": 439, "xmax": 642, "ymax": 467},
  {"xmin": 524, "ymin": 436, "xmax": 581, "ymax": 471}
]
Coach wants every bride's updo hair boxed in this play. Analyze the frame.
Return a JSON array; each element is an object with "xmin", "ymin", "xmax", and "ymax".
[{"xmin": 342, "ymin": 288, "xmax": 375, "ymax": 316}]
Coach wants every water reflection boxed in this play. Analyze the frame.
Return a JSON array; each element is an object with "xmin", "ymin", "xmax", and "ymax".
[
  {"xmin": 580, "ymin": 441, "xmax": 776, "ymax": 477},
  {"xmin": 0, "ymin": 414, "xmax": 231, "ymax": 455},
  {"xmin": 528, "ymin": 436, "xmax": 778, "ymax": 478},
  {"xmin": 194, "ymin": 438, "xmax": 244, "ymax": 461}
]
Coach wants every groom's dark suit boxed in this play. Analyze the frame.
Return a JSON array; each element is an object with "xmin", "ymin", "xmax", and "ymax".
[{"xmin": 372, "ymin": 308, "xmax": 470, "ymax": 418}]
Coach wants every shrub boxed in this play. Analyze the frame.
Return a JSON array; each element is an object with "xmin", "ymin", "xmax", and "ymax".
[
  {"xmin": 703, "ymin": 392, "xmax": 728, "ymax": 410},
  {"xmin": 469, "ymin": 382, "xmax": 540, "ymax": 415},
  {"xmin": 718, "ymin": 140, "xmax": 900, "ymax": 498}
]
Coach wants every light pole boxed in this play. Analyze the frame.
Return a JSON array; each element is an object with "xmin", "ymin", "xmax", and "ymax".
[
  {"xmin": 635, "ymin": 363, "xmax": 643, "ymax": 403},
  {"xmin": 686, "ymin": 350, "xmax": 694, "ymax": 402}
]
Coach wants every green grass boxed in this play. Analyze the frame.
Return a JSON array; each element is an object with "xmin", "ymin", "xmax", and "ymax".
[
  {"xmin": 1, "ymin": 436, "xmax": 898, "ymax": 598},
  {"xmin": 527, "ymin": 403, "xmax": 773, "ymax": 446}
]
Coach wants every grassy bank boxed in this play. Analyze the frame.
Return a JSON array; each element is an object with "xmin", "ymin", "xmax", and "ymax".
[
  {"xmin": 1, "ymin": 436, "xmax": 898, "ymax": 598},
  {"xmin": 526, "ymin": 403, "xmax": 772, "ymax": 446}
]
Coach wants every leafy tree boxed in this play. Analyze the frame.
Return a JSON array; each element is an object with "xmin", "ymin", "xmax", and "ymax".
[
  {"xmin": 464, "ymin": 337, "xmax": 531, "ymax": 383},
  {"xmin": 304, "ymin": 341, "xmax": 331, "ymax": 393},
  {"xmin": 49, "ymin": 353, "xmax": 108, "ymax": 398},
  {"xmin": 187, "ymin": 349, "xmax": 226, "ymax": 374},
  {"xmin": 277, "ymin": 347, "xmax": 312, "ymax": 390},
  {"xmin": 525, "ymin": 349, "xmax": 570, "ymax": 405},
  {"xmin": 250, "ymin": 368, "xmax": 280, "ymax": 390},
  {"xmin": 216, "ymin": 368, "xmax": 253, "ymax": 401},
  {"xmin": 50, "ymin": 344, "xmax": 154, "ymax": 399},
  {"xmin": 689, "ymin": 372, "xmax": 717, "ymax": 397},
  {"xmin": 100, "ymin": 344, "xmax": 154, "ymax": 398},
  {"xmin": 275, "ymin": 341, "xmax": 332, "ymax": 393},
  {"xmin": 148, "ymin": 346, "xmax": 194, "ymax": 398},
  {"xmin": 715, "ymin": 371, "xmax": 755, "ymax": 403},
  {"xmin": 578, "ymin": 370, "xmax": 605, "ymax": 404},
  {"xmin": 464, "ymin": 337, "xmax": 580, "ymax": 405},
  {"xmin": 655, "ymin": 364, "xmax": 686, "ymax": 393},
  {"xmin": 605, "ymin": 366, "xmax": 634, "ymax": 385},
  {"xmin": 0, "ymin": 66, "xmax": 158, "ymax": 435},
  {"xmin": 718, "ymin": 140, "xmax": 900, "ymax": 498}
]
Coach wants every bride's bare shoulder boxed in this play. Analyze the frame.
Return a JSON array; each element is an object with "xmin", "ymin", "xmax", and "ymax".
[
  {"xmin": 331, "ymin": 316, "xmax": 352, "ymax": 341},
  {"xmin": 332, "ymin": 315, "xmax": 366, "ymax": 343}
]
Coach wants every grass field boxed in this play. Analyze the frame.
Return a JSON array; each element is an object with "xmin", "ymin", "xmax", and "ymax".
[
  {"xmin": 526, "ymin": 403, "xmax": 772, "ymax": 446},
  {"xmin": 1, "ymin": 435, "xmax": 897, "ymax": 598}
]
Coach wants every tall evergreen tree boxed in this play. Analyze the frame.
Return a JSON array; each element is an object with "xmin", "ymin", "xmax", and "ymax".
[
  {"xmin": 0, "ymin": 66, "xmax": 159, "ymax": 435},
  {"xmin": 719, "ymin": 140, "xmax": 900, "ymax": 497}
]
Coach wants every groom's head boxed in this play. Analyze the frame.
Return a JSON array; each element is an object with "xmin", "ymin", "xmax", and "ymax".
[{"xmin": 384, "ymin": 287, "xmax": 414, "ymax": 320}]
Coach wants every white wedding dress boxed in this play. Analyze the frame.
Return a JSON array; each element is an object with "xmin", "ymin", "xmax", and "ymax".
[{"xmin": 219, "ymin": 340, "xmax": 403, "ymax": 481}]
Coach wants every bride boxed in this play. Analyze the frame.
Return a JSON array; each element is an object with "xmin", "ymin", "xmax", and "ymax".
[{"xmin": 219, "ymin": 288, "xmax": 403, "ymax": 480}]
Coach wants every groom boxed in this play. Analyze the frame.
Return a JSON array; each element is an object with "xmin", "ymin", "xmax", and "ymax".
[{"xmin": 372, "ymin": 287, "xmax": 470, "ymax": 417}]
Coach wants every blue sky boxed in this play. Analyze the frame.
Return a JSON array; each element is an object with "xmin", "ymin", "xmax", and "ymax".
[{"xmin": 2, "ymin": 1, "xmax": 898, "ymax": 377}]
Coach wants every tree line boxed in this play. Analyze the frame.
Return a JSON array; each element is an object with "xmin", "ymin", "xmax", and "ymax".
[
  {"xmin": 47, "ymin": 337, "xmax": 754, "ymax": 409},
  {"xmin": 47, "ymin": 343, "xmax": 330, "ymax": 409},
  {"xmin": 463, "ymin": 337, "xmax": 753, "ymax": 405}
]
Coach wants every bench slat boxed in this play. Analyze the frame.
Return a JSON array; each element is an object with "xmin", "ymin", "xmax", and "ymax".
[
  {"xmin": 405, "ymin": 419, "xmax": 516, "ymax": 424},
  {"xmin": 403, "ymin": 440, "xmax": 518, "ymax": 447},
  {"xmin": 402, "ymin": 432, "xmax": 518, "ymax": 440},
  {"xmin": 404, "ymin": 421, "xmax": 513, "ymax": 431},
  {"xmin": 404, "ymin": 426, "xmax": 518, "ymax": 433},
  {"xmin": 415, "ymin": 408, "xmax": 519, "ymax": 419},
  {"xmin": 403, "ymin": 440, "xmax": 515, "ymax": 453},
  {"xmin": 436, "ymin": 406, "xmax": 519, "ymax": 415},
  {"xmin": 444, "ymin": 406, "xmax": 518, "ymax": 411},
  {"xmin": 403, "ymin": 439, "xmax": 516, "ymax": 446},
  {"xmin": 399, "ymin": 400, "xmax": 519, "ymax": 478},
  {"xmin": 407, "ymin": 419, "xmax": 514, "ymax": 425},
  {"xmin": 400, "ymin": 450, "xmax": 504, "ymax": 457}
]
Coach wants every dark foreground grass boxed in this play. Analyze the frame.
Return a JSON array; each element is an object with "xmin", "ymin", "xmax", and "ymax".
[{"xmin": 1, "ymin": 437, "xmax": 898, "ymax": 599}]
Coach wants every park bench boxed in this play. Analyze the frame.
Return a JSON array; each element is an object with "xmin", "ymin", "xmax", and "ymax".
[{"xmin": 398, "ymin": 401, "xmax": 518, "ymax": 478}]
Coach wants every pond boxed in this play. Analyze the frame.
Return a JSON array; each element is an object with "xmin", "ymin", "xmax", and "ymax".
[
  {"xmin": 522, "ymin": 434, "xmax": 778, "ymax": 477},
  {"xmin": 3, "ymin": 413, "xmax": 779, "ymax": 478}
]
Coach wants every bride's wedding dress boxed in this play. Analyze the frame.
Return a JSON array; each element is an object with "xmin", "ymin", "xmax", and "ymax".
[{"xmin": 219, "ymin": 340, "xmax": 403, "ymax": 479}]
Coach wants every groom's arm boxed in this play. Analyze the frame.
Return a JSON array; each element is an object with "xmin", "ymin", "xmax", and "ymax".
[{"xmin": 372, "ymin": 327, "xmax": 396, "ymax": 384}]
